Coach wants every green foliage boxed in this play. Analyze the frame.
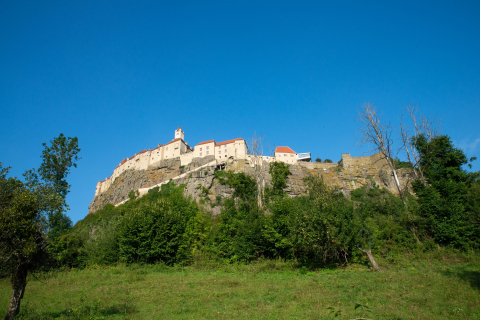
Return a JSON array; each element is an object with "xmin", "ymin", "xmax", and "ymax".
[
  {"xmin": 128, "ymin": 190, "xmax": 135, "ymax": 200},
  {"xmin": 83, "ymin": 215, "xmax": 121, "ymax": 266},
  {"xmin": 412, "ymin": 134, "xmax": 479, "ymax": 249},
  {"xmin": 351, "ymin": 183, "xmax": 418, "ymax": 252},
  {"xmin": 46, "ymin": 232, "xmax": 85, "ymax": 268},
  {"xmin": 289, "ymin": 176, "xmax": 359, "ymax": 263},
  {"xmin": 1, "ymin": 134, "xmax": 81, "ymax": 318},
  {"xmin": 0, "ymin": 168, "xmax": 46, "ymax": 272},
  {"xmin": 392, "ymin": 157, "xmax": 412, "ymax": 169},
  {"xmin": 68, "ymin": 134, "xmax": 479, "ymax": 274},
  {"xmin": 37, "ymin": 134, "xmax": 81, "ymax": 199},
  {"xmin": 1, "ymin": 135, "xmax": 81, "ymax": 271},
  {"xmin": 208, "ymin": 171, "xmax": 275, "ymax": 262},
  {"xmin": 324, "ymin": 159, "xmax": 333, "ymax": 163},
  {"xmin": 265, "ymin": 162, "xmax": 290, "ymax": 199},
  {"xmin": 196, "ymin": 185, "xmax": 210, "ymax": 197},
  {"xmin": 215, "ymin": 171, "xmax": 257, "ymax": 204},
  {"xmin": 22, "ymin": 134, "xmax": 81, "ymax": 251},
  {"xmin": 115, "ymin": 181, "xmax": 207, "ymax": 265}
]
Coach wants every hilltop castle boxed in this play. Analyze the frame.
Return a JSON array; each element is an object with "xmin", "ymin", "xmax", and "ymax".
[{"xmin": 95, "ymin": 127, "xmax": 311, "ymax": 196}]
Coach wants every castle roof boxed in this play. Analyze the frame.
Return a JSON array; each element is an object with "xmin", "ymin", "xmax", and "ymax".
[
  {"xmin": 165, "ymin": 138, "xmax": 184, "ymax": 146},
  {"xmin": 176, "ymin": 126, "xmax": 182, "ymax": 131},
  {"xmin": 216, "ymin": 138, "xmax": 244, "ymax": 146},
  {"xmin": 275, "ymin": 146, "xmax": 296, "ymax": 154},
  {"xmin": 196, "ymin": 140, "xmax": 215, "ymax": 146}
]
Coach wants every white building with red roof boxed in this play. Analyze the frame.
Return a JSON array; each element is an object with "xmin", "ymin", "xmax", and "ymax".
[
  {"xmin": 95, "ymin": 127, "xmax": 309, "ymax": 197},
  {"xmin": 274, "ymin": 146, "xmax": 311, "ymax": 164},
  {"xmin": 275, "ymin": 146, "xmax": 298, "ymax": 164}
]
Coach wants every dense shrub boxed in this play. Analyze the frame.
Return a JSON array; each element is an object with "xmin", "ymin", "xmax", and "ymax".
[{"xmin": 115, "ymin": 181, "xmax": 207, "ymax": 265}]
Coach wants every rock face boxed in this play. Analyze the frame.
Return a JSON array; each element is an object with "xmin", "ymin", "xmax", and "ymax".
[{"xmin": 88, "ymin": 153, "xmax": 413, "ymax": 215}]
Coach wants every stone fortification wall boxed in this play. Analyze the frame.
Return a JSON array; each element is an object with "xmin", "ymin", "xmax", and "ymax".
[{"xmin": 88, "ymin": 152, "xmax": 414, "ymax": 216}]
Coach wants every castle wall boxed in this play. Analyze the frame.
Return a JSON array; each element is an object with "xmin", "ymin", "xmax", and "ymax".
[
  {"xmin": 298, "ymin": 162, "xmax": 338, "ymax": 170},
  {"xmin": 164, "ymin": 139, "xmax": 185, "ymax": 159},
  {"xmin": 96, "ymin": 129, "xmax": 392, "ymax": 198},
  {"xmin": 180, "ymin": 152, "xmax": 194, "ymax": 166},
  {"xmin": 195, "ymin": 141, "xmax": 215, "ymax": 158},
  {"xmin": 215, "ymin": 140, "xmax": 247, "ymax": 161}
]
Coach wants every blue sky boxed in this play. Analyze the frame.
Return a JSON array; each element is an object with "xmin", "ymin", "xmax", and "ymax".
[{"xmin": 1, "ymin": 1, "xmax": 479, "ymax": 224}]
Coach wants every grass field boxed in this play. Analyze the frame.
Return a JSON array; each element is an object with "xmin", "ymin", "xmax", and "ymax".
[{"xmin": 1, "ymin": 254, "xmax": 479, "ymax": 319}]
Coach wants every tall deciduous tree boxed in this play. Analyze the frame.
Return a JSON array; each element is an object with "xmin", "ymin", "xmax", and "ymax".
[
  {"xmin": 0, "ymin": 134, "xmax": 80, "ymax": 320},
  {"xmin": 411, "ymin": 134, "xmax": 479, "ymax": 248}
]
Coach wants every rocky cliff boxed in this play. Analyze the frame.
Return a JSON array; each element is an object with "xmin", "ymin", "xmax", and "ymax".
[{"xmin": 88, "ymin": 152, "xmax": 413, "ymax": 215}]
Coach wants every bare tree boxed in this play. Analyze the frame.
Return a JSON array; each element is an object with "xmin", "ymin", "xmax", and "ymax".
[
  {"xmin": 248, "ymin": 132, "xmax": 270, "ymax": 208},
  {"xmin": 358, "ymin": 103, "xmax": 404, "ymax": 201},
  {"xmin": 398, "ymin": 105, "xmax": 442, "ymax": 186}
]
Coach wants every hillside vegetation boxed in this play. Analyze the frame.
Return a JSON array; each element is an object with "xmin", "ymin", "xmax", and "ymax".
[
  {"xmin": 67, "ymin": 134, "xmax": 480, "ymax": 271},
  {"xmin": 2, "ymin": 133, "xmax": 480, "ymax": 319}
]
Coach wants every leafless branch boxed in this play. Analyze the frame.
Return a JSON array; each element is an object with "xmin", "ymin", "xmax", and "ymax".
[{"xmin": 357, "ymin": 103, "xmax": 404, "ymax": 201}]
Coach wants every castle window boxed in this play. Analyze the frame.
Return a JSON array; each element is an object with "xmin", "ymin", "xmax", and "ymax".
[
  {"xmin": 206, "ymin": 146, "xmax": 209, "ymax": 150},
  {"xmin": 290, "ymin": 155, "xmax": 293, "ymax": 157},
  {"xmin": 218, "ymin": 151, "xmax": 221, "ymax": 154},
  {"xmin": 278, "ymin": 154, "xmax": 281, "ymax": 157},
  {"xmin": 207, "ymin": 151, "xmax": 209, "ymax": 155},
  {"xmin": 284, "ymin": 154, "xmax": 287, "ymax": 157},
  {"xmin": 200, "ymin": 153, "xmax": 202, "ymax": 156},
  {"xmin": 224, "ymin": 150, "xmax": 227, "ymax": 153},
  {"xmin": 200, "ymin": 148, "xmax": 202, "ymax": 151},
  {"xmin": 166, "ymin": 147, "xmax": 168, "ymax": 151}
]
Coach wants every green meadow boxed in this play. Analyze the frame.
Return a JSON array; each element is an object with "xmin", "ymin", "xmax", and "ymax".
[{"xmin": 1, "ymin": 253, "xmax": 479, "ymax": 320}]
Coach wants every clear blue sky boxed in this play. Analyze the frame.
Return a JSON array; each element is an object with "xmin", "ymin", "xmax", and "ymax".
[{"xmin": 1, "ymin": 1, "xmax": 479, "ymax": 224}]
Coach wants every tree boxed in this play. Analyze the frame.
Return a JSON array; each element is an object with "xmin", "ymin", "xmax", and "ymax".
[
  {"xmin": 0, "ymin": 134, "xmax": 80, "ymax": 320},
  {"xmin": 398, "ymin": 104, "xmax": 441, "ymax": 185},
  {"xmin": 315, "ymin": 158, "xmax": 322, "ymax": 163},
  {"xmin": 358, "ymin": 104, "xmax": 404, "ymax": 201},
  {"xmin": 0, "ymin": 165, "xmax": 49, "ymax": 320},
  {"xmin": 265, "ymin": 162, "xmax": 290, "ymax": 200},
  {"xmin": 411, "ymin": 135, "xmax": 479, "ymax": 248},
  {"xmin": 248, "ymin": 132, "xmax": 271, "ymax": 208}
]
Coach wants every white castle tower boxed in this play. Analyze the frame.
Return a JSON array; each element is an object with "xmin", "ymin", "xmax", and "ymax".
[{"xmin": 175, "ymin": 126, "xmax": 185, "ymax": 140}]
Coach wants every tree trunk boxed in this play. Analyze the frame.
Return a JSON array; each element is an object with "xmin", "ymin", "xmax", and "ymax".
[
  {"xmin": 386, "ymin": 156, "xmax": 404, "ymax": 203},
  {"xmin": 4, "ymin": 265, "xmax": 28, "ymax": 320},
  {"xmin": 359, "ymin": 248, "xmax": 381, "ymax": 272}
]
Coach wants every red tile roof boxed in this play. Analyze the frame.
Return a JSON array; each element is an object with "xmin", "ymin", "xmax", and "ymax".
[
  {"xmin": 176, "ymin": 126, "xmax": 182, "ymax": 131},
  {"xmin": 151, "ymin": 144, "xmax": 163, "ymax": 151},
  {"xmin": 216, "ymin": 138, "xmax": 244, "ymax": 146},
  {"xmin": 275, "ymin": 146, "xmax": 296, "ymax": 154},
  {"xmin": 196, "ymin": 140, "xmax": 215, "ymax": 146}
]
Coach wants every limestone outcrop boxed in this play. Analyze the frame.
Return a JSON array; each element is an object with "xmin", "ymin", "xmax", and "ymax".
[{"xmin": 88, "ymin": 152, "xmax": 414, "ymax": 215}]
